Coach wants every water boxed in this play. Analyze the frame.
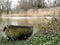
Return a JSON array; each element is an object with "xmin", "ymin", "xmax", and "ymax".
[{"xmin": 0, "ymin": 17, "xmax": 53, "ymax": 38}]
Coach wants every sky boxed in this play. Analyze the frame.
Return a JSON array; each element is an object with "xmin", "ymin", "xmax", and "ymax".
[{"xmin": 9, "ymin": 0, "xmax": 19, "ymax": 8}]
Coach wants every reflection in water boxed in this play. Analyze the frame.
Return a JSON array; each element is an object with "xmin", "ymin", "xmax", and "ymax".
[
  {"xmin": 1, "ymin": 17, "xmax": 52, "ymax": 19},
  {"xmin": 0, "ymin": 18, "xmax": 21, "ymax": 29},
  {"xmin": 0, "ymin": 17, "xmax": 52, "ymax": 30},
  {"xmin": 0, "ymin": 18, "xmax": 28, "ymax": 30},
  {"xmin": 11, "ymin": 19, "xmax": 19, "ymax": 25},
  {"xmin": 11, "ymin": 21, "xmax": 18, "ymax": 25},
  {"xmin": 0, "ymin": 18, "xmax": 8, "ymax": 30}
]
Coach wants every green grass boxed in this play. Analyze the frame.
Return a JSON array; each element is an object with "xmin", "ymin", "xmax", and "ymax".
[
  {"xmin": 0, "ymin": 32, "xmax": 60, "ymax": 45},
  {"xmin": 0, "ymin": 18, "xmax": 60, "ymax": 45}
]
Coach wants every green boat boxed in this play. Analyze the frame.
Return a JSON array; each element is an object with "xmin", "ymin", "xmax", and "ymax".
[{"xmin": 3, "ymin": 25, "xmax": 33, "ymax": 40}]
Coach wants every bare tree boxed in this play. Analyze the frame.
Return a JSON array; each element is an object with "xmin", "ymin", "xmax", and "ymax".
[
  {"xmin": 36, "ymin": 0, "xmax": 44, "ymax": 8},
  {"xmin": 17, "ymin": 0, "xmax": 34, "ymax": 10},
  {"xmin": 57, "ymin": 0, "xmax": 60, "ymax": 6},
  {"xmin": 5, "ymin": 0, "xmax": 12, "ymax": 14},
  {"xmin": 44, "ymin": 0, "xmax": 60, "ymax": 7},
  {"xmin": 16, "ymin": 0, "xmax": 44, "ymax": 11},
  {"xmin": 0, "ymin": 0, "xmax": 12, "ymax": 14}
]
